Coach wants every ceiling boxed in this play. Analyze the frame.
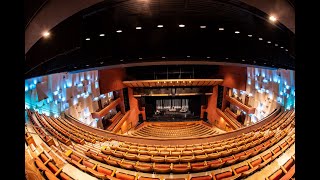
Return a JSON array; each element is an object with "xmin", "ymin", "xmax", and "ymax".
[{"xmin": 25, "ymin": 0, "xmax": 295, "ymax": 79}]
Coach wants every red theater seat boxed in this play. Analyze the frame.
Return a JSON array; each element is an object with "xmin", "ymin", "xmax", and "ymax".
[
  {"xmin": 250, "ymin": 158, "xmax": 262, "ymax": 167},
  {"xmin": 172, "ymin": 164, "xmax": 190, "ymax": 173},
  {"xmin": 139, "ymin": 177, "xmax": 160, "ymax": 180},
  {"xmin": 154, "ymin": 164, "xmax": 171, "ymax": 173},
  {"xmin": 116, "ymin": 172, "xmax": 135, "ymax": 180},
  {"xmin": 190, "ymin": 175, "xmax": 212, "ymax": 180},
  {"xmin": 97, "ymin": 165, "xmax": 113, "ymax": 176},
  {"xmin": 44, "ymin": 170, "xmax": 60, "ymax": 180},
  {"xmin": 70, "ymin": 154, "xmax": 81, "ymax": 162},
  {"xmin": 134, "ymin": 163, "xmax": 153, "ymax": 173},
  {"xmin": 234, "ymin": 165, "xmax": 249, "ymax": 174},
  {"xmin": 283, "ymin": 159, "xmax": 294, "ymax": 171},
  {"xmin": 214, "ymin": 171, "xmax": 233, "ymax": 180},
  {"xmin": 268, "ymin": 169, "xmax": 284, "ymax": 180},
  {"xmin": 59, "ymin": 172, "xmax": 73, "ymax": 180}
]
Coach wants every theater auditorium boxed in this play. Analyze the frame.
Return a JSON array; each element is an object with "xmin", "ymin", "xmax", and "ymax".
[{"xmin": 25, "ymin": 0, "xmax": 295, "ymax": 179}]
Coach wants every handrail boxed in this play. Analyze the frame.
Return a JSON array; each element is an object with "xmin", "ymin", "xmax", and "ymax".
[
  {"xmin": 112, "ymin": 110, "xmax": 131, "ymax": 133},
  {"xmin": 63, "ymin": 107, "xmax": 280, "ymax": 145},
  {"xmin": 216, "ymin": 108, "xmax": 240, "ymax": 130},
  {"xmin": 225, "ymin": 95, "xmax": 256, "ymax": 114},
  {"xmin": 91, "ymin": 98, "xmax": 121, "ymax": 119}
]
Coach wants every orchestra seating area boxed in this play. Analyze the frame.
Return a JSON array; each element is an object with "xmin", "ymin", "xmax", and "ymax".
[
  {"xmin": 128, "ymin": 121, "xmax": 220, "ymax": 138},
  {"xmin": 25, "ymin": 107, "xmax": 295, "ymax": 180}
]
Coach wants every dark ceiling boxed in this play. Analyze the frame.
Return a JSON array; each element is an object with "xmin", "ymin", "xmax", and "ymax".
[
  {"xmin": 24, "ymin": 0, "xmax": 48, "ymax": 29},
  {"xmin": 25, "ymin": 0, "xmax": 295, "ymax": 79}
]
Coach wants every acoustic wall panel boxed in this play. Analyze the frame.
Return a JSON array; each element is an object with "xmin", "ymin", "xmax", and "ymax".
[{"xmin": 25, "ymin": 70, "xmax": 101, "ymax": 128}]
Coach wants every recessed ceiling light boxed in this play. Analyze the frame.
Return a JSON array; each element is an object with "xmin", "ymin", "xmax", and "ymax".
[
  {"xmin": 275, "ymin": 44, "xmax": 278, "ymax": 46},
  {"xmin": 100, "ymin": 61, "xmax": 104, "ymax": 64},
  {"xmin": 269, "ymin": 15, "xmax": 277, "ymax": 22},
  {"xmin": 85, "ymin": 38, "xmax": 90, "ymax": 41},
  {"xmin": 99, "ymin": 34, "xmax": 105, "ymax": 36},
  {"xmin": 207, "ymin": 56, "xmax": 211, "ymax": 59},
  {"xmin": 74, "ymin": 67, "xmax": 77, "ymax": 68},
  {"xmin": 253, "ymin": 61, "xmax": 256, "ymax": 63},
  {"xmin": 42, "ymin": 31, "xmax": 50, "ymax": 38},
  {"xmin": 162, "ymin": 56, "xmax": 166, "ymax": 59},
  {"xmin": 242, "ymin": 59, "xmax": 245, "ymax": 62},
  {"xmin": 248, "ymin": 34, "xmax": 252, "ymax": 37},
  {"xmin": 226, "ymin": 58, "xmax": 229, "ymax": 59},
  {"xmin": 157, "ymin": 25, "xmax": 163, "ymax": 28},
  {"xmin": 259, "ymin": 38, "xmax": 263, "ymax": 40},
  {"xmin": 187, "ymin": 56, "xmax": 190, "ymax": 58},
  {"xmin": 120, "ymin": 59, "xmax": 124, "ymax": 61},
  {"xmin": 267, "ymin": 41, "xmax": 271, "ymax": 43},
  {"xmin": 86, "ymin": 64, "xmax": 89, "ymax": 66},
  {"xmin": 136, "ymin": 27, "xmax": 142, "ymax": 29},
  {"xmin": 285, "ymin": 49, "xmax": 288, "ymax": 51},
  {"xmin": 272, "ymin": 65, "xmax": 275, "ymax": 66},
  {"xmin": 200, "ymin": 26, "xmax": 206, "ymax": 29},
  {"xmin": 235, "ymin": 31, "xmax": 240, "ymax": 34},
  {"xmin": 264, "ymin": 62, "xmax": 266, "ymax": 64},
  {"xmin": 218, "ymin": 27, "xmax": 224, "ymax": 31},
  {"xmin": 116, "ymin": 30, "xmax": 122, "ymax": 33},
  {"xmin": 280, "ymin": 46, "xmax": 284, "ymax": 49},
  {"xmin": 179, "ymin": 24, "xmax": 185, "ymax": 27},
  {"xmin": 139, "ymin": 57, "xmax": 142, "ymax": 60}
]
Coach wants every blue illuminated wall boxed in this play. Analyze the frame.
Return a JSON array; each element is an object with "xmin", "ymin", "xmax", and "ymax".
[
  {"xmin": 229, "ymin": 67, "xmax": 295, "ymax": 124},
  {"xmin": 25, "ymin": 70, "xmax": 112, "ymax": 128}
]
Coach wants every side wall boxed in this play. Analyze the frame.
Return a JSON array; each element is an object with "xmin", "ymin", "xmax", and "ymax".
[
  {"xmin": 218, "ymin": 65, "xmax": 247, "ymax": 90},
  {"xmin": 99, "ymin": 68, "xmax": 126, "ymax": 94}
]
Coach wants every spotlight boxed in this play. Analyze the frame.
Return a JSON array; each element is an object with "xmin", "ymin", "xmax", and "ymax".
[{"xmin": 269, "ymin": 15, "xmax": 277, "ymax": 22}]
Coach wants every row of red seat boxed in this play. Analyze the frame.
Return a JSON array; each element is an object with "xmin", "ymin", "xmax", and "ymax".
[
  {"xmin": 267, "ymin": 155, "xmax": 295, "ymax": 180},
  {"xmin": 58, "ymin": 116, "xmax": 108, "ymax": 142},
  {"xmin": 59, "ymin": 125, "xmax": 295, "ymax": 179},
  {"xmin": 33, "ymin": 148, "xmax": 72, "ymax": 180},
  {"xmin": 86, "ymin": 128, "xmax": 291, "ymax": 174},
  {"xmin": 123, "ymin": 110, "xmax": 294, "ymax": 149},
  {"xmin": 40, "ymin": 113, "xmax": 85, "ymax": 145},
  {"xmin": 26, "ymin": 110, "xmax": 54, "ymax": 146},
  {"xmin": 132, "ymin": 123, "xmax": 218, "ymax": 138},
  {"xmin": 50, "ymin": 116, "xmax": 96, "ymax": 143},
  {"xmin": 32, "ymin": 110, "xmax": 71, "ymax": 145},
  {"xmin": 100, "ymin": 132, "xmax": 274, "ymax": 164}
]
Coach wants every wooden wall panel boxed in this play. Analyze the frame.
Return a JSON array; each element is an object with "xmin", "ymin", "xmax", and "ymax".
[
  {"xmin": 99, "ymin": 68, "xmax": 126, "ymax": 94},
  {"xmin": 218, "ymin": 65, "xmax": 247, "ymax": 90}
]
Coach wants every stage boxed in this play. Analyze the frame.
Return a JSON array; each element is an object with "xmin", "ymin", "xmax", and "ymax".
[{"xmin": 147, "ymin": 109, "xmax": 200, "ymax": 122}]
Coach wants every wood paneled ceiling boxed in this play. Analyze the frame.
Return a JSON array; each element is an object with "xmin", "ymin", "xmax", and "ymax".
[{"xmin": 123, "ymin": 79, "xmax": 223, "ymax": 88}]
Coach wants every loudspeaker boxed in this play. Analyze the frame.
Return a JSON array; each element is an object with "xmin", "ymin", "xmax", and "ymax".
[
  {"xmin": 203, "ymin": 112, "xmax": 208, "ymax": 120},
  {"xmin": 138, "ymin": 114, "xmax": 144, "ymax": 124},
  {"xmin": 200, "ymin": 95, "xmax": 207, "ymax": 105},
  {"xmin": 140, "ymin": 97, "xmax": 146, "ymax": 107},
  {"xmin": 217, "ymin": 85, "xmax": 224, "ymax": 109}
]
